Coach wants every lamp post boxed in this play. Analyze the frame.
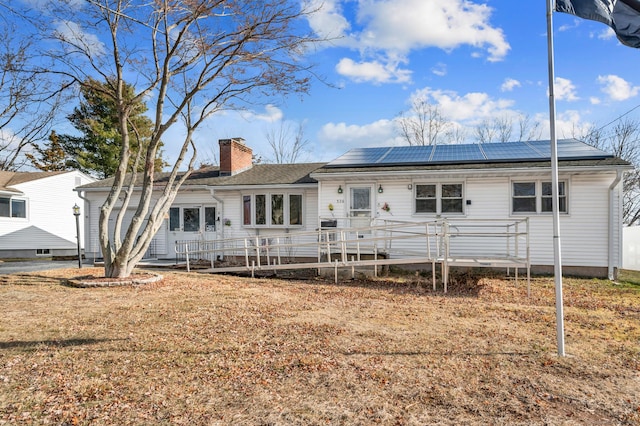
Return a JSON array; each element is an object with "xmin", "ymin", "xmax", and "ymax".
[{"xmin": 72, "ymin": 204, "xmax": 82, "ymax": 269}]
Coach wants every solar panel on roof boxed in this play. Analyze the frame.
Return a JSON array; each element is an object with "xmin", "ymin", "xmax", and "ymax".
[
  {"xmin": 481, "ymin": 142, "xmax": 544, "ymax": 161},
  {"xmin": 327, "ymin": 147, "xmax": 389, "ymax": 166},
  {"xmin": 324, "ymin": 139, "xmax": 613, "ymax": 168},
  {"xmin": 431, "ymin": 144, "xmax": 484, "ymax": 162},
  {"xmin": 378, "ymin": 146, "xmax": 433, "ymax": 164}
]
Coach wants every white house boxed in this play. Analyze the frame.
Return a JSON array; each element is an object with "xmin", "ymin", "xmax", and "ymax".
[
  {"xmin": 77, "ymin": 138, "xmax": 323, "ymax": 262},
  {"xmin": 311, "ymin": 139, "xmax": 632, "ymax": 278},
  {"xmin": 0, "ymin": 170, "xmax": 95, "ymax": 259},
  {"xmin": 76, "ymin": 138, "xmax": 631, "ymax": 278}
]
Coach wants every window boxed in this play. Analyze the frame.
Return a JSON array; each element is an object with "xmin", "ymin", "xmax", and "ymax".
[
  {"xmin": 512, "ymin": 182, "xmax": 536, "ymax": 213},
  {"xmin": 183, "ymin": 207, "xmax": 200, "ymax": 232},
  {"xmin": 271, "ymin": 194, "xmax": 284, "ymax": 225},
  {"xmin": 415, "ymin": 183, "xmax": 463, "ymax": 215},
  {"xmin": 169, "ymin": 207, "xmax": 180, "ymax": 231},
  {"xmin": 289, "ymin": 194, "xmax": 302, "ymax": 225},
  {"xmin": 441, "ymin": 184, "xmax": 463, "ymax": 213},
  {"xmin": 542, "ymin": 182, "xmax": 566, "ymax": 213},
  {"xmin": 256, "ymin": 195, "xmax": 266, "ymax": 225},
  {"xmin": 243, "ymin": 192, "xmax": 304, "ymax": 227},
  {"xmin": 0, "ymin": 197, "xmax": 26, "ymax": 218},
  {"xmin": 415, "ymin": 184, "xmax": 436, "ymax": 213},
  {"xmin": 512, "ymin": 181, "xmax": 567, "ymax": 214},
  {"xmin": 36, "ymin": 248, "xmax": 50, "ymax": 256},
  {"xmin": 205, "ymin": 207, "xmax": 216, "ymax": 232}
]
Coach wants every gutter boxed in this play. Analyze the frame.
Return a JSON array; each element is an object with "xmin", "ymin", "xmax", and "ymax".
[
  {"xmin": 608, "ymin": 170, "xmax": 623, "ymax": 280},
  {"xmin": 310, "ymin": 165, "xmax": 630, "ymax": 180}
]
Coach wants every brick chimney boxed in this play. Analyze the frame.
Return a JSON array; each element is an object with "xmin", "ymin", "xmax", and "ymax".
[{"xmin": 219, "ymin": 137, "xmax": 253, "ymax": 176}]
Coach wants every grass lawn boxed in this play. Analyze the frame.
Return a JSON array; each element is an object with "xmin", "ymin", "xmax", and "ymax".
[{"xmin": 0, "ymin": 268, "xmax": 638, "ymax": 425}]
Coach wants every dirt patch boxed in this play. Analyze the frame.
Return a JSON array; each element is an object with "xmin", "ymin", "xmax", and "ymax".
[{"xmin": 66, "ymin": 272, "xmax": 163, "ymax": 288}]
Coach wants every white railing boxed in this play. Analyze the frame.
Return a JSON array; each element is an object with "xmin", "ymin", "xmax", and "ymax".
[{"xmin": 174, "ymin": 217, "xmax": 530, "ymax": 293}]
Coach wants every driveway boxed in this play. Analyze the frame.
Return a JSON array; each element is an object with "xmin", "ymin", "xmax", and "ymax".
[{"xmin": 0, "ymin": 260, "xmax": 81, "ymax": 275}]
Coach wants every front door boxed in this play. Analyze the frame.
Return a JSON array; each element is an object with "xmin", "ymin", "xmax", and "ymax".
[
  {"xmin": 348, "ymin": 186, "xmax": 372, "ymax": 229},
  {"xmin": 167, "ymin": 205, "xmax": 217, "ymax": 256}
]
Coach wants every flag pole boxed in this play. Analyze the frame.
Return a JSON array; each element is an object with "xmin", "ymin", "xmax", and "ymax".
[{"xmin": 546, "ymin": 0, "xmax": 566, "ymax": 357}]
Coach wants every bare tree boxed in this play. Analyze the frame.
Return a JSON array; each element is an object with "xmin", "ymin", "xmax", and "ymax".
[
  {"xmin": 0, "ymin": 24, "xmax": 63, "ymax": 170},
  {"xmin": 475, "ymin": 115, "xmax": 513, "ymax": 143},
  {"xmin": 574, "ymin": 119, "xmax": 640, "ymax": 225},
  {"xmin": 396, "ymin": 99, "xmax": 451, "ymax": 146},
  {"xmin": 14, "ymin": 0, "xmax": 321, "ymax": 277},
  {"xmin": 516, "ymin": 113, "xmax": 542, "ymax": 141},
  {"xmin": 443, "ymin": 124, "xmax": 467, "ymax": 144},
  {"xmin": 265, "ymin": 121, "xmax": 310, "ymax": 163},
  {"xmin": 474, "ymin": 113, "xmax": 543, "ymax": 144}
]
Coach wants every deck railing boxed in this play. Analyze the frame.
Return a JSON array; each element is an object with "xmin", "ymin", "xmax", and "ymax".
[{"xmin": 174, "ymin": 217, "xmax": 529, "ymax": 293}]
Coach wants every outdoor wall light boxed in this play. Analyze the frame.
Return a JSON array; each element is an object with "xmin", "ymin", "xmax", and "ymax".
[
  {"xmin": 72, "ymin": 204, "xmax": 82, "ymax": 269},
  {"xmin": 407, "ymin": 184, "xmax": 413, "ymax": 190},
  {"xmin": 378, "ymin": 185, "xmax": 383, "ymax": 193},
  {"xmin": 337, "ymin": 185, "xmax": 343, "ymax": 194}
]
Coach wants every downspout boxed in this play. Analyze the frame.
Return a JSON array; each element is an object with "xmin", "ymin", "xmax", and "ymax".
[
  {"xmin": 209, "ymin": 189, "xmax": 224, "ymax": 258},
  {"xmin": 608, "ymin": 170, "xmax": 623, "ymax": 280},
  {"xmin": 75, "ymin": 190, "xmax": 91, "ymax": 262}
]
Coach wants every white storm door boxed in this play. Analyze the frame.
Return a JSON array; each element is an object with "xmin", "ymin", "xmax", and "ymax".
[{"xmin": 349, "ymin": 186, "xmax": 372, "ymax": 228}]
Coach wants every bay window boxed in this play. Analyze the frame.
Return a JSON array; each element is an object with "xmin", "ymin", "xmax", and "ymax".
[{"xmin": 243, "ymin": 192, "xmax": 304, "ymax": 227}]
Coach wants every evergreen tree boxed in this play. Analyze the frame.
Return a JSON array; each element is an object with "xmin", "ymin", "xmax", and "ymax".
[
  {"xmin": 58, "ymin": 78, "xmax": 164, "ymax": 178},
  {"xmin": 26, "ymin": 131, "xmax": 71, "ymax": 171}
]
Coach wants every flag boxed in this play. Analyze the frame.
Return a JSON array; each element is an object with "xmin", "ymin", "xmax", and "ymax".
[{"xmin": 555, "ymin": 0, "xmax": 640, "ymax": 48}]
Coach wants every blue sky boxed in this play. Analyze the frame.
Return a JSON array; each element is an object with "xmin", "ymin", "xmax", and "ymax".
[
  {"xmin": 8, "ymin": 0, "xmax": 640, "ymax": 167},
  {"xmin": 189, "ymin": 0, "xmax": 640, "ymax": 165}
]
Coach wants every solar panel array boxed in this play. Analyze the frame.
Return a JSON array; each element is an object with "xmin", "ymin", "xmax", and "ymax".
[{"xmin": 325, "ymin": 139, "xmax": 612, "ymax": 168}]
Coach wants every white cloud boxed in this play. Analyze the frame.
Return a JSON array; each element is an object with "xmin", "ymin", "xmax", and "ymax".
[
  {"xmin": 413, "ymin": 88, "xmax": 515, "ymax": 122},
  {"xmin": 54, "ymin": 20, "xmax": 106, "ymax": 57},
  {"xmin": 317, "ymin": 0, "xmax": 509, "ymax": 84},
  {"xmin": 318, "ymin": 119, "xmax": 400, "ymax": 158},
  {"xmin": 305, "ymin": 0, "xmax": 351, "ymax": 41},
  {"xmin": 554, "ymin": 77, "xmax": 579, "ymax": 102},
  {"xmin": 598, "ymin": 27, "xmax": 616, "ymax": 41},
  {"xmin": 597, "ymin": 74, "xmax": 640, "ymax": 101},
  {"xmin": 335, "ymin": 58, "xmax": 411, "ymax": 84},
  {"xmin": 590, "ymin": 97, "xmax": 601, "ymax": 105},
  {"xmin": 558, "ymin": 18, "xmax": 580, "ymax": 32},
  {"xmin": 501, "ymin": 78, "xmax": 521, "ymax": 92},
  {"xmin": 241, "ymin": 104, "xmax": 284, "ymax": 123},
  {"xmin": 431, "ymin": 63, "xmax": 447, "ymax": 77},
  {"xmin": 536, "ymin": 110, "xmax": 589, "ymax": 140},
  {"xmin": 355, "ymin": 0, "xmax": 509, "ymax": 61}
]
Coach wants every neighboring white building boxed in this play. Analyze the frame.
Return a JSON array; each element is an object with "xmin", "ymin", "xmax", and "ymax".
[
  {"xmin": 0, "ymin": 170, "xmax": 96, "ymax": 259},
  {"xmin": 77, "ymin": 138, "xmax": 632, "ymax": 278},
  {"xmin": 623, "ymin": 226, "xmax": 640, "ymax": 271}
]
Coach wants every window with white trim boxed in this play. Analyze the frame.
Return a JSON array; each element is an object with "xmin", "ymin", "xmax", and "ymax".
[
  {"xmin": 0, "ymin": 197, "xmax": 26, "ymax": 218},
  {"xmin": 414, "ymin": 183, "xmax": 464, "ymax": 215},
  {"xmin": 243, "ymin": 192, "xmax": 304, "ymax": 227},
  {"xmin": 512, "ymin": 181, "xmax": 567, "ymax": 214}
]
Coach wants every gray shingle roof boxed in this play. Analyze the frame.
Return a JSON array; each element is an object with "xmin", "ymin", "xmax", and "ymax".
[{"xmin": 78, "ymin": 163, "xmax": 326, "ymax": 190}]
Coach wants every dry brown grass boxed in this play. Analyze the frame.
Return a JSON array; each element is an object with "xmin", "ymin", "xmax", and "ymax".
[{"xmin": 0, "ymin": 267, "xmax": 638, "ymax": 425}]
